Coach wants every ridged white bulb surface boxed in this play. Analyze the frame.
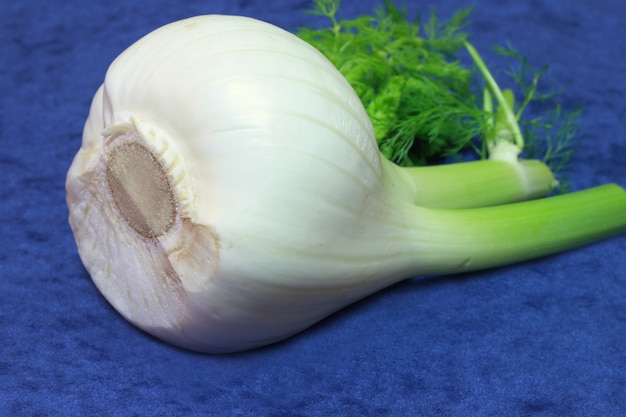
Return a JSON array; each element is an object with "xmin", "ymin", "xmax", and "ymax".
[{"xmin": 66, "ymin": 15, "xmax": 426, "ymax": 352}]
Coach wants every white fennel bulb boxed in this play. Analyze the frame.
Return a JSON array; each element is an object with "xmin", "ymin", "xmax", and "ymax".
[{"xmin": 66, "ymin": 15, "xmax": 626, "ymax": 353}]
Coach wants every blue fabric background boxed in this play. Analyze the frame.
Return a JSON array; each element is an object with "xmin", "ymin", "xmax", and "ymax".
[{"xmin": 2, "ymin": 0, "xmax": 625, "ymax": 415}]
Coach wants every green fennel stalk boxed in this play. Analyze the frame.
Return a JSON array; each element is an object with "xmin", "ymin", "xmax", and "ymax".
[{"xmin": 409, "ymin": 185, "xmax": 626, "ymax": 274}]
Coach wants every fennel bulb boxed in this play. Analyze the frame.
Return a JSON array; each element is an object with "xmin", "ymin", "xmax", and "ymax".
[{"xmin": 66, "ymin": 15, "xmax": 626, "ymax": 353}]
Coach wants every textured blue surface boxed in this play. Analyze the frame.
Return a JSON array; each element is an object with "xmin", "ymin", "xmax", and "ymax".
[{"xmin": 2, "ymin": 0, "xmax": 625, "ymax": 415}]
